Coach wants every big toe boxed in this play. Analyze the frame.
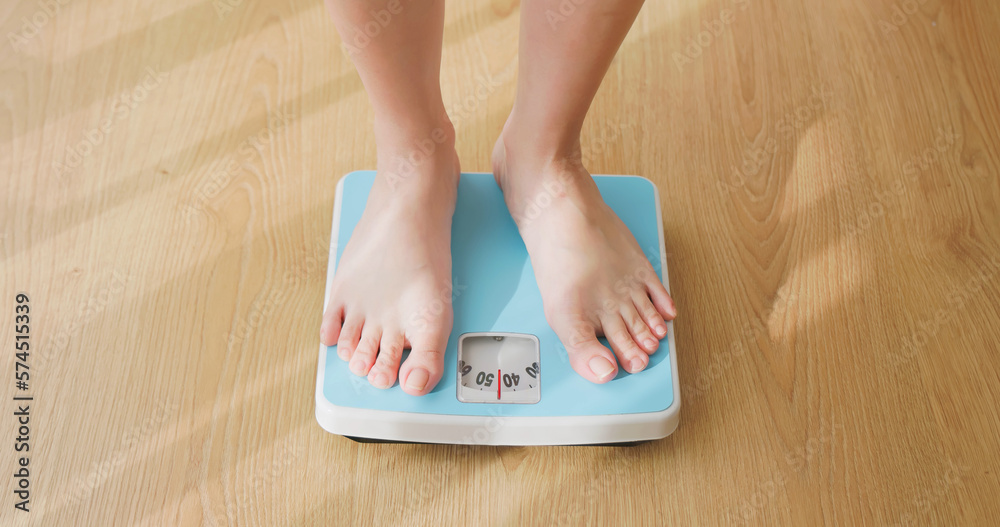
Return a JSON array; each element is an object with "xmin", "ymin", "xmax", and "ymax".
[
  {"xmin": 551, "ymin": 316, "xmax": 619, "ymax": 383},
  {"xmin": 398, "ymin": 327, "xmax": 449, "ymax": 396},
  {"xmin": 399, "ymin": 347, "xmax": 445, "ymax": 396}
]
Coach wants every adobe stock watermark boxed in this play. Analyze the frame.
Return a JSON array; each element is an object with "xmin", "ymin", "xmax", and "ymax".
[
  {"xmin": 337, "ymin": 278, "xmax": 466, "ymax": 393},
  {"xmin": 338, "ymin": 0, "xmax": 413, "ymax": 57},
  {"xmin": 247, "ymin": 441, "xmax": 302, "ymax": 494},
  {"xmin": 39, "ymin": 270, "xmax": 130, "ymax": 374},
  {"xmin": 602, "ymin": 264, "xmax": 659, "ymax": 318},
  {"xmin": 508, "ymin": 172, "xmax": 572, "ymax": 227},
  {"xmin": 879, "ymin": 0, "xmax": 930, "ymax": 38},
  {"xmin": 61, "ymin": 400, "xmax": 177, "ymax": 509},
  {"xmin": 502, "ymin": 119, "xmax": 631, "ymax": 226},
  {"xmin": 890, "ymin": 254, "xmax": 1000, "ymax": 367},
  {"xmin": 226, "ymin": 236, "xmax": 328, "ymax": 348},
  {"xmin": 729, "ymin": 420, "xmax": 843, "ymax": 523},
  {"xmin": 550, "ymin": 249, "xmax": 675, "ymax": 369},
  {"xmin": 552, "ymin": 467, "xmax": 616, "ymax": 525},
  {"xmin": 213, "ymin": 0, "xmax": 246, "ymax": 20},
  {"xmin": 383, "ymin": 126, "xmax": 452, "ymax": 190},
  {"xmin": 548, "ymin": 243, "xmax": 674, "ymax": 367},
  {"xmin": 891, "ymin": 462, "xmax": 970, "ymax": 526},
  {"xmin": 543, "ymin": 0, "xmax": 594, "ymax": 29},
  {"xmin": 582, "ymin": 122, "xmax": 637, "ymax": 165},
  {"xmin": 682, "ymin": 284, "xmax": 797, "ymax": 401},
  {"xmin": 449, "ymin": 66, "xmax": 511, "ymax": 130},
  {"xmin": 182, "ymin": 109, "xmax": 294, "ymax": 222},
  {"xmin": 841, "ymin": 127, "xmax": 960, "ymax": 238},
  {"xmin": 397, "ymin": 407, "xmax": 509, "ymax": 519},
  {"xmin": 200, "ymin": 440, "xmax": 304, "ymax": 526},
  {"xmin": 327, "ymin": 281, "xmax": 465, "ymax": 392},
  {"xmin": 6, "ymin": 0, "xmax": 72, "ymax": 53},
  {"xmin": 383, "ymin": 61, "xmax": 511, "ymax": 189},
  {"xmin": 53, "ymin": 66, "xmax": 170, "ymax": 182},
  {"xmin": 901, "ymin": 127, "xmax": 962, "ymax": 177},
  {"xmin": 717, "ymin": 84, "xmax": 834, "ymax": 196},
  {"xmin": 407, "ymin": 278, "xmax": 468, "ymax": 333},
  {"xmin": 673, "ymin": 0, "xmax": 750, "ymax": 71}
]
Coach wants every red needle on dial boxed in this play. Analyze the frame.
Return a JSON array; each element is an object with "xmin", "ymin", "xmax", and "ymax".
[{"xmin": 497, "ymin": 369, "xmax": 501, "ymax": 400}]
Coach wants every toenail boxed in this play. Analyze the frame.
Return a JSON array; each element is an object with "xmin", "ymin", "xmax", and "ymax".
[
  {"xmin": 655, "ymin": 325, "xmax": 667, "ymax": 337},
  {"xmin": 337, "ymin": 347, "xmax": 350, "ymax": 360},
  {"xmin": 589, "ymin": 357, "xmax": 616, "ymax": 380},
  {"xmin": 644, "ymin": 338, "xmax": 658, "ymax": 350},
  {"xmin": 630, "ymin": 358, "xmax": 646, "ymax": 373},
  {"xmin": 349, "ymin": 359, "xmax": 367, "ymax": 376},
  {"xmin": 370, "ymin": 372, "xmax": 389, "ymax": 389},
  {"xmin": 405, "ymin": 368, "xmax": 429, "ymax": 392}
]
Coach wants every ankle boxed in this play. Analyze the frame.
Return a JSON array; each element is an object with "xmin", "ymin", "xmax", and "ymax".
[
  {"xmin": 501, "ymin": 109, "xmax": 584, "ymax": 163},
  {"xmin": 494, "ymin": 129, "xmax": 600, "ymax": 227},
  {"xmin": 374, "ymin": 115, "xmax": 455, "ymax": 153},
  {"xmin": 375, "ymin": 118, "xmax": 458, "ymax": 190},
  {"xmin": 494, "ymin": 118, "xmax": 589, "ymax": 189}
]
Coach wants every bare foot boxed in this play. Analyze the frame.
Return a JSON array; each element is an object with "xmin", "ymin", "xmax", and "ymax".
[
  {"xmin": 492, "ymin": 124, "xmax": 677, "ymax": 383},
  {"xmin": 320, "ymin": 122, "xmax": 459, "ymax": 396}
]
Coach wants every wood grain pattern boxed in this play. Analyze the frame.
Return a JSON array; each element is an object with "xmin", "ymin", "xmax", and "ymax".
[{"xmin": 2, "ymin": 0, "xmax": 999, "ymax": 524}]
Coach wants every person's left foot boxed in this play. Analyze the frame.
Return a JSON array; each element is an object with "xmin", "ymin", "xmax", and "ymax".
[{"xmin": 491, "ymin": 123, "xmax": 677, "ymax": 383}]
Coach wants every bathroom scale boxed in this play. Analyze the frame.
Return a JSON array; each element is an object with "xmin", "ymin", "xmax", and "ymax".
[{"xmin": 315, "ymin": 171, "xmax": 680, "ymax": 445}]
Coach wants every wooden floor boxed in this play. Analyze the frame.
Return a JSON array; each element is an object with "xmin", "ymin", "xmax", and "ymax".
[{"xmin": 3, "ymin": 0, "xmax": 999, "ymax": 524}]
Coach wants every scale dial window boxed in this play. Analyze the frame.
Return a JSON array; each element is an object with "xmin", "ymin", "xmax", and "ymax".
[{"xmin": 457, "ymin": 333, "xmax": 540, "ymax": 404}]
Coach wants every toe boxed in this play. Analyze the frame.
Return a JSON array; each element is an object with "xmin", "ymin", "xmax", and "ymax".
[
  {"xmin": 550, "ymin": 315, "xmax": 619, "ymax": 383},
  {"xmin": 368, "ymin": 331, "xmax": 405, "ymax": 389},
  {"xmin": 398, "ymin": 328, "xmax": 449, "ymax": 396},
  {"xmin": 336, "ymin": 316, "xmax": 363, "ymax": 361},
  {"xmin": 320, "ymin": 304, "xmax": 343, "ymax": 346},
  {"xmin": 399, "ymin": 345, "xmax": 444, "ymax": 396},
  {"xmin": 621, "ymin": 303, "xmax": 660, "ymax": 353},
  {"xmin": 632, "ymin": 292, "xmax": 668, "ymax": 339},
  {"xmin": 646, "ymin": 278, "xmax": 677, "ymax": 320},
  {"xmin": 349, "ymin": 326, "xmax": 381, "ymax": 376},
  {"xmin": 602, "ymin": 314, "xmax": 649, "ymax": 374}
]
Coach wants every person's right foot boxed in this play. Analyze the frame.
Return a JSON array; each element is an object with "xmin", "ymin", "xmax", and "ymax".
[{"xmin": 320, "ymin": 122, "xmax": 460, "ymax": 396}]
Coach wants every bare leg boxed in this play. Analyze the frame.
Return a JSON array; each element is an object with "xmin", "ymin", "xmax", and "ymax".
[
  {"xmin": 493, "ymin": 0, "xmax": 677, "ymax": 383},
  {"xmin": 321, "ymin": 0, "xmax": 458, "ymax": 396}
]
